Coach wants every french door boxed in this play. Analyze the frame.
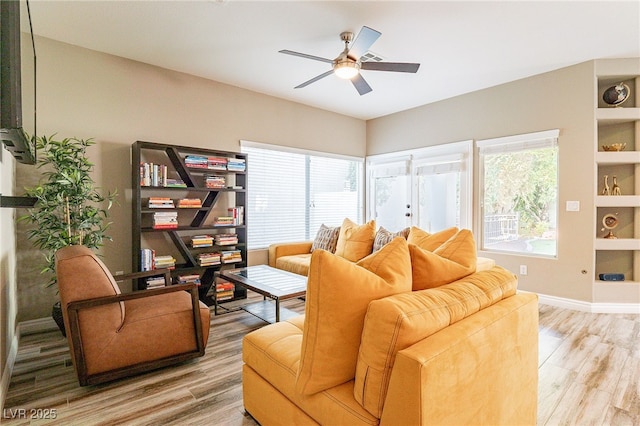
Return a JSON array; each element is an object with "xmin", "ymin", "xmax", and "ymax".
[{"xmin": 367, "ymin": 141, "xmax": 473, "ymax": 233}]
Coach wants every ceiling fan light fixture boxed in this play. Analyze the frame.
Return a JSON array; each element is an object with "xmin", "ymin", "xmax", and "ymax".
[{"xmin": 334, "ymin": 60, "xmax": 359, "ymax": 79}]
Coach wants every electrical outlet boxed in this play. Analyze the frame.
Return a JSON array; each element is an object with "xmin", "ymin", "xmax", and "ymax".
[
  {"xmin": 115, "ymin": 271, "xmax": 124, "ymax": 276},
  {"xmin": 519, "ymin": 265, "xmax": 528, "ymax": 275}
]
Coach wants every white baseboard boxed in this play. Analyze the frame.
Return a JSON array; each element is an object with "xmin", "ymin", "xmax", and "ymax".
[
  {"xmin": 532, "ymin": 292, "xmax": 640, "ymax": 314},
  {"xmin": 0, "ymin": 327, "xmax": 20, "ymax": 412}
]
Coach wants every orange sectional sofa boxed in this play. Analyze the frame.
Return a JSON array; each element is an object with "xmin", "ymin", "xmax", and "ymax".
[{"xmin": 244, "ymin": 233, "xmax": 539, "ymax": 425}]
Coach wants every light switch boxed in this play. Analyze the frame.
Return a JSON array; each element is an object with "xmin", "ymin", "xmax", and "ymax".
[{"xmin": 566, "ymin": 201, "xmax": 580, "ymax": 211}]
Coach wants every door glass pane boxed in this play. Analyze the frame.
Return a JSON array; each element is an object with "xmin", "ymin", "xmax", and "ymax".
[
  {"xmin": 417, "ymin": 171, "xmax": 460, "ymax": 232},
  {"xmin": 373, "ymin": 175, "xmax": 409, "ymax": 231}
]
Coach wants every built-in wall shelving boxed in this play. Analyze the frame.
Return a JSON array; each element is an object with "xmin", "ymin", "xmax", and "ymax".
[{"xmin": 593, "ymin": 59, "xmax": 640, "ymax": 303}]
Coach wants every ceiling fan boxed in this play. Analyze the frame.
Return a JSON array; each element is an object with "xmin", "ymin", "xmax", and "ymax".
[{"xmin": 279, "ymin": 26, "xmax": 420, "ymax": 96}]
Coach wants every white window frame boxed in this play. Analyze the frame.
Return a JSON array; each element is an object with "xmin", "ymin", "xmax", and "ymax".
[{"xmin": 477, "ymin": 129, "xmax": 559, "ymax": 258}]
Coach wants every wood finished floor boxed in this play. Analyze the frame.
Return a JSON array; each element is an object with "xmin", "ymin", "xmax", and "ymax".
[{"xmin": 3, "ymin": 299, "xmax": 639, "ymax": 425}]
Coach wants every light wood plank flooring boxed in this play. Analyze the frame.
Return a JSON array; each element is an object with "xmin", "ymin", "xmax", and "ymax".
[{"xmin": 3, "ymin": 299, "xmax": 639, "ymax": 425}]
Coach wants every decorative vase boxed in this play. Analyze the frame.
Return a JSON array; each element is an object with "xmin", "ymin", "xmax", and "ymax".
[{"xmin": 52, "ymin": 301, "xmax": 66, "ymax": 337}]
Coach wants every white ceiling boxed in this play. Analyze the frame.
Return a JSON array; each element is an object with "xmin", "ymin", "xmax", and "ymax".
[{"xmin": 24, "ymin": 1, "xmax": 640, "ymax": 120}]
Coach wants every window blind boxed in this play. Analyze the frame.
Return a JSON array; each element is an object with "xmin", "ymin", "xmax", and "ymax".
[
  {"xmin": 241, "ymin": 142, "xmax": 363, "ymax": 249},
  {"xmin": 477, "ymin": 129, "xmax": 559, "ymax": 155}
]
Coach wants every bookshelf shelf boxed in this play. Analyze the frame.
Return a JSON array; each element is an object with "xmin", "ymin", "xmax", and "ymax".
[{"xmin": 132, "ymin": 141, "xmax": 248, "ymax": 307}]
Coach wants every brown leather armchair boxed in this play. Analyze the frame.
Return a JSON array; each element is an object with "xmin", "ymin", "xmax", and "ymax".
[{"xmin": 55, "ymin": 245, "xmax": 210, "ymax": 386}]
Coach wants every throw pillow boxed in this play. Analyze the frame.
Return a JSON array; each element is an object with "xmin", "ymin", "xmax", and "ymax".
[
  {"xmin": 406, "ymin": 226, "xmax": 458, "ymax": 251},
  {"xmin": 310, "ymin": 224, "xmax": 340, "ymax": 253},
  {"xmin": 410, "ymin": 228, "xmax": 478, "ymax": 290},
  {"xmin": 295, "ymin": 237, "xmax": 412, "ymax": 395},
  {"xmin": 334, "ymin": 218, "xmax": 376, "ymax": 262},
  {"xmin": 372, "ymin": 226, "xmax": 410, "ymax": 252}
]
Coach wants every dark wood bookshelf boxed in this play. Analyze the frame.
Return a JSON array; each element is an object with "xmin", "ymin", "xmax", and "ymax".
[{"xmin": 132, "ymin": 141, "xmax": 248, "ymax": 306}]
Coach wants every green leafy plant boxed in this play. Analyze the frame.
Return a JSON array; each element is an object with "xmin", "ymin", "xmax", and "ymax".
[{"xmin": 19, "ymin": 135, "xmax": 117, "ymax": 287}]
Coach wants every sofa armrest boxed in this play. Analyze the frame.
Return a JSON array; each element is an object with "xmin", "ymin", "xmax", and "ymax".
[
  {"xmin": 380, "ymin": 293, "xmax": 538, "ymax": 426},
  {"xmin": 268, "ymin": 241, "xmax": 313, "ymax": 267}
]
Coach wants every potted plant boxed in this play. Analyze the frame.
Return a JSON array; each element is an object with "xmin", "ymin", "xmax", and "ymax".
[{"xmin": 19, "ymin": 135, "xmax": 117, "ymax": 335}]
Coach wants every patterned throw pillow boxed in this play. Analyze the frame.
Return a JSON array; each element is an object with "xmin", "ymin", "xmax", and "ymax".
[
  {"xmin": 373, "ymin": 226, "xmax": 410, "ymax": 252},
  {"xmin": 311, "ymin": 224, "xmax": 340, "ymax": 253}
]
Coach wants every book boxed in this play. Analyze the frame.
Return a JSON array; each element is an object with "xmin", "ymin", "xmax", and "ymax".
[
  {"xmin": 221, "ymin": 249, "xmax": 242, "ymax": 263},
  {"xmin": 177, "ymin": 198, "xmax": 202, "ymax": 208},
  {"xmin": 152, "ymin": 211, "xmax": 178, "ymax": 229},
  {"xmin": 227, "ymin": 206, "xmax": 244, "ymax": 225},
  {"xmin": 177, "ymin": 274, "xmax": 201, "ymax": 286},
  {"xmin": 148, "ymin": 197, "xmax": 175, "ymax": 209},
  {"xmin": 140, "ymin": 162, "xmax": 168, "ymax": 187},
  {"xmin": 191, "ymin": 235, "xmax": 214, "ymax": 248},
  {"xmin": 214, "ymin": 233, "xmax": 238, "ymax": 245},
  {"xmin": 226, "ymin": 157, "xmax": 246, "ymax": 172}
]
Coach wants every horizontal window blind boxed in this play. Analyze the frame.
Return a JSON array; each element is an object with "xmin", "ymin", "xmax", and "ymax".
[
  {"xmin": 477, "ymin": 129, "xmax": 559, "ymax": 155},
  {"xmin": 415, "ymin": 154, "xmax": 464, "ymax": 175},
  {"xmin": 369, "ymin": 160, "xmax": 410, "ymax": 178},
  {"xmin": 242, "ymin": 142, "xmax": 363, "ymax": 250}
]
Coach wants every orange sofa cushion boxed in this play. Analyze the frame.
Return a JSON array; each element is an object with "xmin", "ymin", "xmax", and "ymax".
[
  {"xmin": 410, "ymin": 229, "xmax": 478, "ymax": 290},
  {"xmin": 334, "ymin": 218, "xmax": 376, "ymax": 262},
  {"xmin": 406, "ymin": 226, "xmax": 458, "ymax": 251},
  {"xmin": 295, "ymin": 237, "xmax": 412, "ymax": 395}
]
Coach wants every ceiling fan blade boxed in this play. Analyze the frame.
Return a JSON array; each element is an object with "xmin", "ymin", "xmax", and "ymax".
[
  {"xmin": 361, "ymin": 62, "xmax": 421, "ymax": 73},
  {"xmin": 279, "ymin": 49, "xmax": 334, "ymax": 64},
  {"xmin": 351, "ymin": 73, "xmax": 372, "ymax": 96},
  {"xmin": 347, "ymin": 26, "xmax": 381, "ymax": 61},
  {"xmin": 295, "ymin": 70, "xmax": 335, "ymax": 89}
]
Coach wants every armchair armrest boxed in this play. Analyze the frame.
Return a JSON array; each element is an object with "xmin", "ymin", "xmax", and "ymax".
[{"xmin": 268, "ymin": 241, "xmax": 313, "ymax": 267}]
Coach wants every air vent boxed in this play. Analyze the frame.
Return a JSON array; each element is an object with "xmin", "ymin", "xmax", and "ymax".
[{"xmin": 361, "ymin": 51, "xmax": 384, "ymax": 62}]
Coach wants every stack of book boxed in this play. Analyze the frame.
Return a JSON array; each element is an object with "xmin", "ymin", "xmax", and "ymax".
[
  {"xmin": 227, "ymin": 157, "xmax": 246, "ymax": 172},
  {"xmin": 154, "ymin": 255, "xmax": 176, "ymax": 269},
  {"xmin": 227, "ymin": 207, "xmax": 244, "ymax": 225},
  {"xmin": 177, "ymin": 274, "xmax": 201, "ymax": 286},
  {"xmin": 145, "ymin": 275, "xmax": 166, "ymax": 290},
  {"xmin": 221, "ymin": 249, "xmax": 242, "ymax": 264},
  {"xmin": 140, "ymin": 248, "xmax": 156, "ymax": 271},
  {"xmin": 148, "ymin": 197, "xmax": 175, "ymax": 209},
  {"xmin": 205, "ymin": 175, "xmax": 226, "ymax": 188},
  {"xmin": 198, "ymin": 252, "xmax": 221, "ymax": 266},
  {"xmin": 191, "ymin": 235, "xmax": 214, "ymax": 248},
  {"xmin": 214, "ymin": 233, "xmax": 238, "ymax": 246},
  {"xmin": 213, "ymin": 216, "xmax": 235, "ymax": 226},
  {"xmin": 184, "ymin": 155, "xmax": 208, "ymax": 169},
  {"xmin": 177, "ymin": 198, "xmax": 202, "ymax": 208},
  {"xmin": 216, "ymin": 281, "xmax": 235, "ymax": 302},
  {"xmin": 152, "ymin": 211, "xmax": 178, "ymax": 229},
  {"xmin": 140, "ymin": 162, "xmax": 168, "ymax": 187},
  {"xmin": 165, "ymin": 178, "xmax": 187, "ymax": 188},
  {"xmin": 208, "ymin": 157, "xmax": 228, "ymax": 170}
]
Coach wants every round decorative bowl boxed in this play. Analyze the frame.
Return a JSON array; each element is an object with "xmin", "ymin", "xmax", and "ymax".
[
  {"xmin": 603, "ymin": 82, "xmax": 630, "ymax": 107},
  {"xmin": 602, "ymin": 143, "xmax": 627, "ymax": 152}
]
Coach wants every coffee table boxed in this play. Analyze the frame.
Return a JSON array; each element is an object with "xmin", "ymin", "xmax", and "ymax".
[{"xmin": 216, "ymin": 265, "xmax": 307, "ymax": 323}]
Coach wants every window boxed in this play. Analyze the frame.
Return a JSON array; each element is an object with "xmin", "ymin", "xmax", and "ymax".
[
  {"xmin": 477, "ymin": 129, "xmax": 559, "ymax": 257},
  {"xmin": 367, "ymin": 141, "xmax": 472, "ymax": 233},
  {"xmin": 241, "ymin": 141, "xmax": 363, "ymax": 249}
]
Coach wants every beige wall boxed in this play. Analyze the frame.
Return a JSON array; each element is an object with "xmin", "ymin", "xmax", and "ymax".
[
  {"xmin": 14, "ymin": 36, "xmax": 366, "ymax": 321},
  {"xmin": 0, "ymin": 148, "xmax": 18, "ymax": 404},
  {"xmin": 367, "ymin": 61, "xmax": 596, "ymax": 302}
]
